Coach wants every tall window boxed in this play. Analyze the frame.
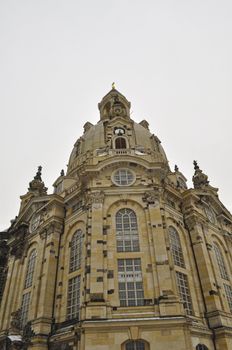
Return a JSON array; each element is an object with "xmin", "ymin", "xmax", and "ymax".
[
  {"xmin": 115, "ymin": 137, "xmax": 126, "ymax": 149},
  {"xmin": 168, "ymin": 227, "xmax": 185, "ymax": 268},
  {"xmin": 67, "ymin": 275, "xmax": 81, "ymax": 320},
  {"xmin": 20, "ymin": 292, "xmax": 31, "ymax": 327},
  {"xmin": 118, "ymin": 259, "xmax": 144, "ymax": 307},
  {"xmin": 125, "ymin": 341, "xmax": 146, "ymax": 350},
  {"xmin": 116, "ymin": 209, "xmax": 139, "ymax": 252},
  {"xmin": 24, "ymin": 249, "xmax": 37, "ymax": 289},
  {"xmin": 213, "ymin": 243, "xmax": 229, "ymax": 280},
  {"xmin": 224, "ymin": 284, "xmax": 232, "ymax": 313},
  {"xmin": 70, "ymin": 230, "xmax": 83, "ymax": 272},
  {"xmin": 176, "ymin": 271, "xmax": 193, "ymax": 315}
]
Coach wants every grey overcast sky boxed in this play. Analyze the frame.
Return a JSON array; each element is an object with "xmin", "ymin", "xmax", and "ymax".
[{"xmin": 0, "ymin": 0, "xmax": 232, "ymax": 230}]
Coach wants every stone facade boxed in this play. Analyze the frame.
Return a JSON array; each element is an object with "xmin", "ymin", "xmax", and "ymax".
[{"xmin": 0, "ymin": 87, "xmax": 232, "ymax": 350}]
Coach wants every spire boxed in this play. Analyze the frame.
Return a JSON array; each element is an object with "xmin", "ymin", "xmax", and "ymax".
[
  {"xmin": 192, "ymin": 161, "xmax": 209, "ymax": 189},
  {"xmin": 28, "ymin": 166, "xmax": 47, "ymax": 195}
]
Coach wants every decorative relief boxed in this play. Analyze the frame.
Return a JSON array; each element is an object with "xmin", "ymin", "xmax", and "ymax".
[
  {"xmin": 143, "ymin": 191, "xmax": 159, "ymax": 207},
  {"xmin": 87, "ymin": 191, "xmax": 104, "ymax": 209},
  {"xmin": 10, "ymin": 309, "xmax": 21, "ymax": 332}
]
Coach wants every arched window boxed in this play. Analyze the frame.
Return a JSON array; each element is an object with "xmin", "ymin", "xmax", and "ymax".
[
  {"xmin": 115, "ymin": 137, "xmax": 127, "ymax": 149},
  {"xmin": 196, "ymin": 345, "xmax": 208, "ymax": 350},
  {"xmin": 69, "ymin": 230, "xmax": 83, "ymax": 272},
  {"xmin": 168, "ymin": 227, "xmax": 185, "ymax": 268},
  {"xmin": 24, "ymin": 249, "xmax": 37, "ymax": 289},
  {"xmin": 125, "ymin": 340, "xmax": 147, "ymax": 350},
  {"xmin": 213, "ymin": 243, "xmax": 229, "ymax": 280},
  {"xmin": 116, "ymin": 209, "xmax": 139, "ymax": 252}
]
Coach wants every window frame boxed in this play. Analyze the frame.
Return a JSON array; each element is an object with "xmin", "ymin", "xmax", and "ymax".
[
  {"xmin": 114, "ymin": 136, "xmax": 127, "ymax": 149},
  {"xmin": 118, "ymin": 258, "xmax": 144, "ymax": 307},
  {"xmin": 24, "ymin": 249, "xmax": 37, "ymax": 289},
  {"xmin": 168, "ymin": 226, "xmax": 185, "ymax": 268},
  {"xmin": 213, "ymin": 243, "xmax": 229, "ymax": 280},
  {"xmin": 66, "ymin": 275, "xmax": 81, "ymax": 320},
  {"xmin": 20, "ymin": 291, "xmax": 31, "ymax": 328},
  {"xmin": 69, "ymin": 230, "xmax": 83, "ymax": 273},
  {"xmin": 176, "ymin": 271, "xmax": 193, "ymax": 315},
  {"xmin": 112, "ymin": 168, "xmax": 135, "ymax": 187},
  {"xmin": 116, "ymin": 208, "xmax": 140, "ymax": 252}
]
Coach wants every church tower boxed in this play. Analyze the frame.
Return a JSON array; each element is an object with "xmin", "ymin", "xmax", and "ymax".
[{"xmin": 0, "ymin": 87, "xmax": 232, "ymax": 350}]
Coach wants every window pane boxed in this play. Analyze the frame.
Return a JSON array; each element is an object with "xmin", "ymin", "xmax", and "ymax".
[
  {"xmin": 214, "ymin": 244, "xmax": 229, "ymax": 280},
  {"xmin": 24, "ymin": 250, "xmax": 37, "ymax": 289},
  {"xmin": 168, "ymin": 227, "xmax": 185, "ymax": 268},
  {"xmin": 113, "ymin": 169, "xmax": 134, "ymax": 186},
  {"xmin": 116, "ymin": 209, "xmax": 139, "ymax": 252},
  {"xmin": 118, "ymin": 259, "xmax": 144, "ymax": 307},
  {"xmin": 67, "ymin": 275, "xmax": 81, "ymax": 320},
  {"xmin": 115, "ymin": 137, "xmax": 127, "ymax": 149},
  {"xmin": 176, "ymin": 271, "xmax": 193, "ymax": 315},
  {"xmin": 21, "ymin": 292, "xmax": 31, "ymax": 328},
  {"xmin": 70, "ymin": 230, "xmax": 83, "ymax": 272},
  {"xmin": 125, "ymin": 341, "xmax": 145, "ymax": 350},
  {"xmin": 224, "ymin": 284, "xmax": 232, "ymax": 312}
]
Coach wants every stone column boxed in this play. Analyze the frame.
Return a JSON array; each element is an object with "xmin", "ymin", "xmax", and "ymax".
[
  {"xmin": 144, "ymin": 190, "xmax": 181, "ymax": 316},
  {"xmin": 85, "ymin": 191, "xmax": 108, "ymax": 319},
  {"xmin": 32, "ymin": 222, "xmax": 63, "ymax": 336}
]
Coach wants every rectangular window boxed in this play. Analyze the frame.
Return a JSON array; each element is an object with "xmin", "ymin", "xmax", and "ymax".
[
  {"xmin": 224, "ymin": 284, "xmax": 232, "ymax": 312},
  {"xmin": 118, "ymin": 259, "xmax": 144, "ymax": 307},
  {"xmin": 176, "ymin": 271, "xmax": 193, "ymax": 315},
  {"xmin": 67, "ymin": 275, "xmax": 81, "ymax": 320},
  {"xmin": 21, "ymin": 292, "xmax": 31, "ymax": 328}
]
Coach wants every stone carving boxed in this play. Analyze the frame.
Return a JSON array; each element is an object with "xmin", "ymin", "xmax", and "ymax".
[
  {"xmin": 10, "ymin": 309, "xmax": 21, "ymax": 332},
  {"xmin": 88, "ymin": 191, "xmax": 104, "ymax": 209},
  {"xmin": 143, "ymin": 191, "xmax": 159, "ymax": 206},
  {"xmin": 22, "ymin": 322, "xmax": 35, "ymax": 344},
  {"xmin": 139, "ymin": 120, "xmax": 150, "ymax": 130},
  {"xmin": 83, "ymin": 122, "xmax": 93, "ymax": 133},
  {"xmin": 192, "ymin": 161, "xmax": 209, "ymax": 189},
  {"xmin": 28, "ymin": 166, "xmax": 47, "ymax": 195}
]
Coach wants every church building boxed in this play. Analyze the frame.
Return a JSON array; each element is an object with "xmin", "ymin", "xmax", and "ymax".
[{"xmin": 0, "ymin": 87, "xmax": 232, "ymax": 350}]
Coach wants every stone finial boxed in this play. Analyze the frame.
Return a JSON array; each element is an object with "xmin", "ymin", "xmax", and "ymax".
[
  {"xmin": 60, "ymin": 169, "xmax": 65, "ymax": 176},
  {"xmin": 112, "ymin": 82, "xmax": 115, "ymax": 89},
  {"xmin": 34, "ymin": 166, "xmax": 42, "ymax": 181},
  {"xmin": 139, "ymin": 120, "xmax": 150, "ymax": 130},
  {"xmin": 83, "ymin": 122, "xmax": 93, "ymax": 133},
  {"xmin": 28, "ymin": 166, "xmax": 47, "ymax": 195},
  {"xmin": 192, "ymin": 160, "xmax": 209, "ymax": 189},
  {"xmin": 193, "ymin": 160, "xmax": 200, "ymax": 170},
  {"xmin": 174, "ymin": 165, "xmax": 179, "ymax": 172}
]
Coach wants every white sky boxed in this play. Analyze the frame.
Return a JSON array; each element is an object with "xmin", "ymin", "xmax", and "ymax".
[{"xmin": 0, "ymin": 0, "xmax": 231, "ymax": 230}]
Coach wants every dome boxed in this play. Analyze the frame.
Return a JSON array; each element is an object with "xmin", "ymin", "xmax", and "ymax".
[{"xmin": 67, "ymin": 88, "xmax": 168, "ymax": 175}]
